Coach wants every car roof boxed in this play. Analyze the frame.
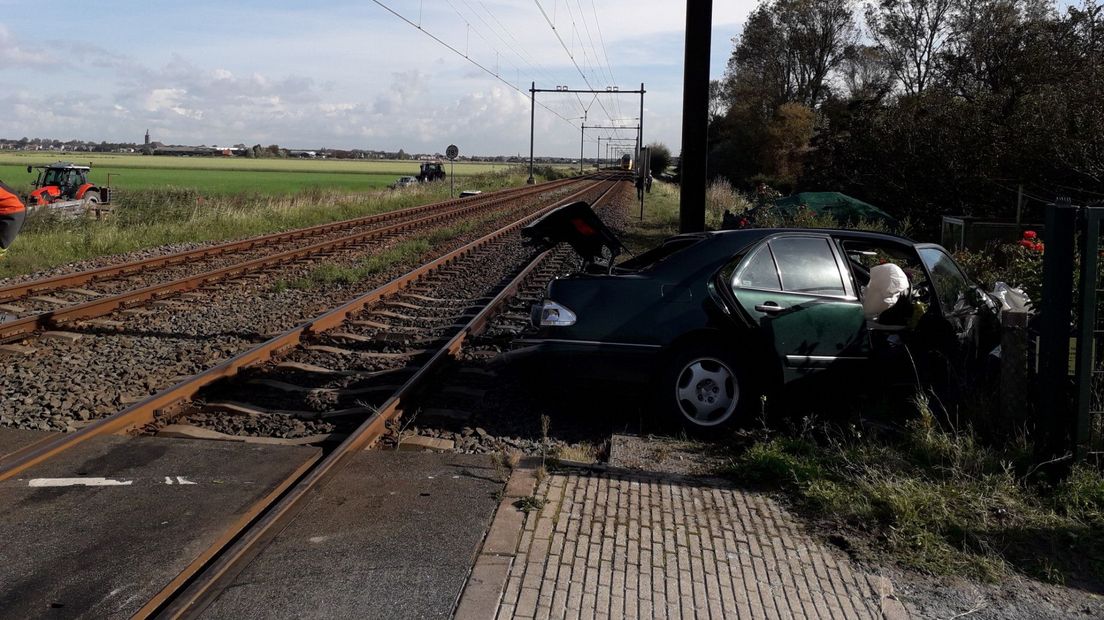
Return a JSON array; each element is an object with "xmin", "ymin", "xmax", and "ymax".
[
  {"xmin": 639, "ymin": 227, "xmax": 933, "ymax": 278},
  {"xmin": 677, "ymin": 227, "xmax": 921, "ymax": 250}
]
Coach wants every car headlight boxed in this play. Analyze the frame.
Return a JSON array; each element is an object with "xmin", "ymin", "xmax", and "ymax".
[{"xmin": 537, "ymin": 300, "xmax": 576, "ymax": 326}]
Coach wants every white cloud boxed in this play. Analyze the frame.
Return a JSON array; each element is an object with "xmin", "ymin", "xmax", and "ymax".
[
  {"xmin": 0, "ymin": 2, "xmax": 758, "ymax": 153},
  {"xmin": 0, "ymin": 23, "xmax": 54, "ymax": 68}
]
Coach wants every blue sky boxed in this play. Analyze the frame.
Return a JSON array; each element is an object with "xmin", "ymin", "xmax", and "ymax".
[{"xmin": 0, "ymin": 1, "xmax": 745, "ymax": 156}]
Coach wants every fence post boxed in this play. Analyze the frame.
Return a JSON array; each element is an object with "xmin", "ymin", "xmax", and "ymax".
[
  {"xmin": 1037, "ymin": 200, "xmax": 1077, "ymax": 458},
  {"xmin": 1000, "ymin": 311, "xmax": 1032, "ymax": 431},
  {"xmin": 1074, "ymin": 207, "xmax": 1102, "ymax": 460}
]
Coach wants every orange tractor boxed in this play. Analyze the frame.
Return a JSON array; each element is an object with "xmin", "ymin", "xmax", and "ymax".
[{"xmin": 26, "ymin": 162, "xmax": 107, "ymax": 206}]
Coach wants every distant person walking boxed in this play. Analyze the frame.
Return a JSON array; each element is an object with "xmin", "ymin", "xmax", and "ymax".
[
  {"xmin": 645, "ymin": 173, "xmax": 653, "ymax": 193},
  {"xmin": 0, "ymin": 180, "xmax": 27, "ymax": 260},
  {"xmin": 635, "ymin": 175, "xmax": 644, "ymax": 200}
]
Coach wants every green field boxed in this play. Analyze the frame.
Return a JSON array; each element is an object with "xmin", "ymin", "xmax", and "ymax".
[{"xmin": 0, "ymin": 152, "xmax": 517, "ymax": 195}]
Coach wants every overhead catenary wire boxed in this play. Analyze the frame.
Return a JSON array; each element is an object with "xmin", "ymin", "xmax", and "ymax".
[
  {"xmin": 532, "ymin": 0, "xmax": 616, "ymax": 123},
  {"xmin": 369, "ymin": 0, "xmax": 582, "ymax": 128},
  {"xmin": 587, "ymin": 0, "xmax": 624, "ymax": 126},
  {"xmin": 465, "ymin": 0, "xmax": 627, "ymax": 139},
  {"xmin": 453, "ymin": 0, "xmax": 589, "ymax": 117}
]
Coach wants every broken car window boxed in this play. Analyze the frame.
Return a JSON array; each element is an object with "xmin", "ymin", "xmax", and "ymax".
[{"xmin": 616, "ymin": 237, "xmax": 700, "ymax": 272}]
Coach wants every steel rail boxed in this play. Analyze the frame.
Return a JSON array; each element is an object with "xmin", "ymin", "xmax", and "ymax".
[
  {"xmin": 0, "ymin": 178, "xmax": 618, "ymax": 482},
  {"xmin": 154, "ymin": 179, "xmax": 623, "ymax": 620},
  {"xmin": 0, "ymin": 177, "xmax": 599, "ymax": 343},
  {"xmin": 0, "ymin": 176, "xmax": 584, "ymax": 304}
]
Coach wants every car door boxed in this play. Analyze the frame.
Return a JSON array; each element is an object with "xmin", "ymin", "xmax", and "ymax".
[
  {"xmin": 915, "ymin": 245, "xmax": 996, "ymax": 364},
  {"xmin": 731, "ymin": 235, "xmax": 869, "ymax": 382}
]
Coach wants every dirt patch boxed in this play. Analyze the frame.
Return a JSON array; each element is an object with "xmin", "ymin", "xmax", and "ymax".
[{"xmin": 607, "ymin": 433, "xmax": 733, "ymax": 476}]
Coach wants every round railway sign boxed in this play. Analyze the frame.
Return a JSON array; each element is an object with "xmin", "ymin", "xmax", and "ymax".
[{"xmin": 446, "ymin": 144, "xmax": 459, "ymax": 160}]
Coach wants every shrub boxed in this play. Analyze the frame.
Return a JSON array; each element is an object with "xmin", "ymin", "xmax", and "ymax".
[{"xmin": 954, "ymin": 242, "xmax": 1044, "ymax": 302}]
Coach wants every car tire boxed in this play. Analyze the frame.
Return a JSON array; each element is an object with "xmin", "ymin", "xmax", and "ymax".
[{"xmin": 660, "ymin": 345, "xmax": 753, "ymax": 434}]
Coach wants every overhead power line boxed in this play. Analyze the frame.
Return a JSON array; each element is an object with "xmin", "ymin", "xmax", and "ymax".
[
  {"xmin": 587, "ymin": 0, "xmax": 623, "ymax": 122},
  {"xmin": 532, "ymin": 0, "xmax": 615, "ymax": 122},
  {"xmin": 369, "ymin": 0, "xmax": 581, "ymax": 128}
]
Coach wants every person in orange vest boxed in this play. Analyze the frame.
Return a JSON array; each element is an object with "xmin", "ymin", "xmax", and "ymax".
[{"xmin": 0, "ymin": 179, "xmax": 27, "ymax": 259}]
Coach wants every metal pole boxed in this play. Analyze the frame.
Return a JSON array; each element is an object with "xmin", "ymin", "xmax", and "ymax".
[
  {"xmin": 596, "ymin": 136, "xmax": 601, "ymax": 170},
  {"xmin": 1038, "ymin": 199, "xmax": 1077, "ymax": 458},
  {"xmin": 679, "ymin": 2, "xmax": 711, "ymax": 233},
  {"xmin": 638, "ymin": 83, "xmax": 645, "ymax": 160},
  {"xmin": 580, "ymin": 110, "xmax": 587, "ymax": 174},
  {"xmin": 1016, "ymin": 184, "xmax": 1024, "ymax": 225},
  {"xmin": 450, "ymin": 160, "xmax": 455, "ymax": 198},
  {"xmin": 527, "ymin": 81, "xmax": 536, "ymax": 185}
]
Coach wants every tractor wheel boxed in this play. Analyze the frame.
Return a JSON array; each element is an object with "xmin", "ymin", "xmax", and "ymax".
[{"xmin": 83, "ymin": 191, "xmax": 101, "ymax": 206}]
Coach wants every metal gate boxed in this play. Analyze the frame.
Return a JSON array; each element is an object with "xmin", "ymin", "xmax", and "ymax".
[{"xmin": 1037, "ymin": 199, "xmax": 1104, "ymax": 461}]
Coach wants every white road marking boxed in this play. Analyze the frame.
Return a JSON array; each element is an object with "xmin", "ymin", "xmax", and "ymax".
[
  {"xmin": 28, "ymin": 477, "xmax": 133, "ymax": 487},
  {"xmin": 27, "ymin": 476, "xmax": 200, "ymax": 488}
]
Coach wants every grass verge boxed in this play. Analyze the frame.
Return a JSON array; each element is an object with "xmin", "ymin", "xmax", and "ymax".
[
  {"xmin": 724, "ymin": 399, "xmax": 1104, "ymax": 587},
  {"xmin": 0, "ymin": 169, "xmax": 553, "ymax": 279}
]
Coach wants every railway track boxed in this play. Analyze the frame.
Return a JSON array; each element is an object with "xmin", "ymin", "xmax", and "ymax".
[
  {"xmin": 0, "ymin": 175, "xmax": 628, "ymax": 619},
  {"xmin": 0, "ymin": 176, "xmax": 590, "ymax": 341},
  {"xmin": 155, "ymin": 180, "xmax": 624, "ymax": 618},
  {"xmin": 0, "ymin": 174, "xmax": 622, "ymax": 478},
  {"xmin": 0, "ymin": 176, "xmax": 620, "ymax": 436}
]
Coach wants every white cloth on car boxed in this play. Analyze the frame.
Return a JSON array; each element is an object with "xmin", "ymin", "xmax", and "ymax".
[{"xmin": 863, "ymin": 263, "xmax": 909, "ymax": 320}]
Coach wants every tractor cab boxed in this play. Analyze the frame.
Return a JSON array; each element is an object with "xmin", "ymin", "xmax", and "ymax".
[
  {"xmin": 27, "ymin": 162, "xmax": 99, "ymax": 205},
  {"xmin": 416, "ymin": 161, "xmax": 446, "ymax": 183}
]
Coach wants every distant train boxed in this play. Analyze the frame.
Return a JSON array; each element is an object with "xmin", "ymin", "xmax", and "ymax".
[{"xmin": 620, "ymin": 154, "xmax": 633, "ymax": 171}]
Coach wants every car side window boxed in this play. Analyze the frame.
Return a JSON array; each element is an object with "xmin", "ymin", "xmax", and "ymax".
[
  {"xmin": 733, "ymin": 246, "xmax": 781, "ymax": 290},
  {"xmin": 771, "ymin": 237, "xmax": 846, "ymax": 296}
]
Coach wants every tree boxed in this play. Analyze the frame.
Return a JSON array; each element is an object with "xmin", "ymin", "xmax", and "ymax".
[
  {"xmin": 647, "ymin": 143, "xmax": 672, "ymax": 177},
  {"xmin": 397, "ymin": 149, "xmax": 408, "ymax": 160},
  {"xmin": 865, "ymin": 0, "xmax": 954, "ymax": 95},
  {"xmin": 708, "ymin": 80, "xmax": 728, "ymax": 122},
  {"xmin": 774, "ymin": 0, "xmax": 860, "ymax": 106},
  {"xmin": 840, "ymin": 45, "xmax": 892, "ymax": 100},
  {"xmin": 763, "ymin": 103, "xmax": 816, "ymax": 188}
]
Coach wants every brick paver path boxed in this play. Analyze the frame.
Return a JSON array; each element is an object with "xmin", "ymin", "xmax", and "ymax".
[{"xmin": 494, "ymin": 469, "xmax": 891, "ymax": 619}]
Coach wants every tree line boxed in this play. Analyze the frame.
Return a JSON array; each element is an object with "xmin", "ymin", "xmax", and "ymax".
[{"xmin": 710, "ymin": 0, "xmax": 1103, "ymax": 232}]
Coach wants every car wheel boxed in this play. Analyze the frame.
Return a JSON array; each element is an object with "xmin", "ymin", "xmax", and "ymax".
[{"xmin": 662, "ymin": 346, "xmax": 749, "ymax": 433}]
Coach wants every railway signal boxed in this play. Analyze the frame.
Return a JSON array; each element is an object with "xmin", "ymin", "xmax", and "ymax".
[{"xmin": 446, "ymin": 144, "xmax": 459, "ymax": 198}]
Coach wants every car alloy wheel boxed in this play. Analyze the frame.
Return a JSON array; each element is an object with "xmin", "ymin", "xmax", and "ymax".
[{"xmin": 674, "ymin": 356, "xmax": 739, "ymax": 427}]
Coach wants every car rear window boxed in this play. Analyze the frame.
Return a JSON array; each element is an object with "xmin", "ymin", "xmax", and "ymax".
[
  {"xmin": 617, "ymin": 238, "xmax": 700, "ymax": 271},
  {"xmin": 771, "ymin": 237, "xmax": 846, "ymax": 296}
]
